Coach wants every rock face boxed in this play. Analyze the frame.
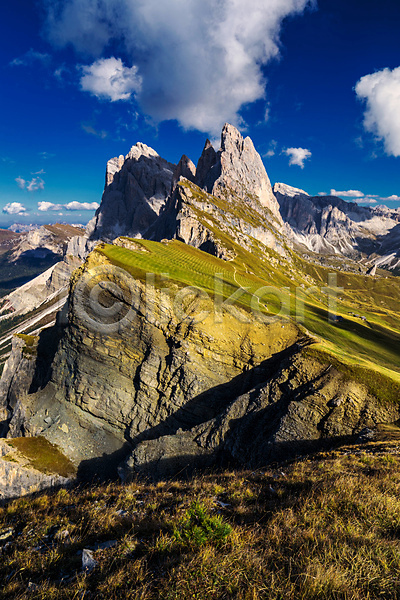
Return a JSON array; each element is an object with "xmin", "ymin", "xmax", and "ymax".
[
  {"xmin": 0, "ymin": 328, "xmax": 63, "ymax": 438},
  {"xmin": 275, "ymin": 182, "xmax": 400, "ymax": 266},
  {"xmin": 87, "ymin": 143, "xmax": 176, "ymax": 241},
  {"xmin": 195, "ymin": 140, "xmax": 218, "ymax": 189},
  {"xmin": 196, "ymin": 124, "xmax": 282, "ymax": 223},
  {"xmin": 1, "ymin": 249, "xmax": 300, "ymax": 473},
  {"xmin": 149, "ymin": 179, "xmax": 284, "ymax": 258},
  {"xmin": 0, "ymin": 336, "xmax": 35, "ymax": 437},
  {"xmin": 171, "ymin": 155, "xmax": 196, "ymax": 191},
  {"xmin": 0, "ymin": 439, "xmax": 74, "ymax": 501},
  {"xmin": 123, "ymin": 348, "xmax": 399, "ymax": 480}
]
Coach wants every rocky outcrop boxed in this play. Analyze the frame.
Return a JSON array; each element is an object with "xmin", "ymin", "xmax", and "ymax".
[
  {"xmin": 1, "ymin": 249, "xmax": 300, "ymax": 473},
  {"xmin": 122, "ymin": 348, "xmax": 400, "ymax": 479},
  {"xmin": 171, "ymin": 155, "xmax": 196, "ymax": 191},
  {"xmin": 0, "ymin": 336, "xmax": 36, "ymax": 437},
  {"xmin": 0, "ymin": 326, "xmax": 64, "ymax": 438},
  {"xmin": 11, "ymin": 224, "xmax": 85, "ymax": 262},
  {"xmin": 149, "ymin": 178, "xmax": 285, "ymax": 259},
  {"xmin": 87, "ymin": 143, "xmax": 176, "ymax": 241},
  {"xmin": 0, "ymin": 438, "xmax": 74, "ymax": 501},
  {"xmin": 195, "ymin": 140, "xmax": 218, "ymax": 189},
  {"xmin": 2, "ymin": 246, "xmax": 399, "ymax": 481}
]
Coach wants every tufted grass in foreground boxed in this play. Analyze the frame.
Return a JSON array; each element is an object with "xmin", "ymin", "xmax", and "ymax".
[{"xmin": 1, "ymin": 441, "xmax": 400, "ymax": 599}]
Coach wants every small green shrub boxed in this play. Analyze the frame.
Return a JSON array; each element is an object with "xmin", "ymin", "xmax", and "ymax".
[{"xmin": 173, "ymin": 501, "xmax": 232, "ymax": 548}]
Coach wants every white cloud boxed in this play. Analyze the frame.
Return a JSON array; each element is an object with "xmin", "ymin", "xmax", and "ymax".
[
  {"xmin": 65, "ymin": 201, "xmax": 99, "ymax": 211},
  {"xmin": 3, "ymin": 202, "xmax": 28, "ymax": 215},
  {"xmin": 356, "ymin": 197, "xmax": 377, "ymax": 205},
  {"xmin": 263, "ymin": 139, "xmax": 278, "ymax": 158},
  {"xmin": 15, "ymin": 176, "xmax": 26, "ymax": 189},
  {"xmin": 38, "ymin": 202, "xmax": 62, "ymax": 211},
  {"xmin": 10, "ymin": 48, "xmax": 51, "ymax": 67},
  {"xmin": 16, "ymin": 176, "xmax": 45, "ymax": 192},
  {"xmin": 27, "ymin": 177, "xmax": 45, "ymax": 192},
  {"xmin": 322, "ymin": 189, "xmax": 400, "ymax": 205},
  {"xmin": 38, "ymin": 201, "xmax": 99, "ymax": 212},
  {"xmin": 355, "ymin": 66, "xmax": 400, "ymax": 157},
  {"xmin": 330, "ymin": 189, "xmax": 365, "ymax": 198},
  {"xmin": 284, "ymin": 147, "xmax": 312, "ymax": 168},
  {"xmin": 80, "ymin": 57, "xmax": 142, "ymax": 102},
  {"xmin": 43, "ymin": 0, "xmax": 314, "ymax": 135}
]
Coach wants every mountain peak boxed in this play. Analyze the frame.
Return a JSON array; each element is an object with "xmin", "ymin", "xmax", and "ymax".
[
  {"xmin": 87, "ymin": 143, "xmax": 176, "ymax": 241},
  {"xmin": 273, "ymin": 182, "xmax": 309, "ymax": 198},
  {"xmin": 210, "ymin": 123, "xmax": 282, "ymax": 221},
  {"xmin": 171, "ymin": 154, "xmax": 196, "ymax": 191},
  {"xmin": 126, "ymin": 142, "xmax": 159, "ymax": 161}
]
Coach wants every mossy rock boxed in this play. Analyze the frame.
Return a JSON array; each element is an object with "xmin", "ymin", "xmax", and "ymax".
[{"xmin": 7, "ymin": 437, "xmax": 76, "ymax": 478}]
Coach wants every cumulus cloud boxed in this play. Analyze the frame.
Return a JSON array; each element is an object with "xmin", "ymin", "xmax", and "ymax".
[
  {"xmin": 80, "ymin": 57, "xmax": 142, "ymax": 102},
  {"xmin": 42, "ymin": 0, "xmax": 314, "ymax": 134},
  {"xmin": 355, "ymin": 67, "xmax": 400, "ymax": 157},
  {"xmin": 3, "ymin": 202, "xmax": 28, "ymax": 215},
  {"xmin": 38, "ymin": 202, "xmax": 62, "ymax": 211},
  {"xmin": 38, "ymin": 201, "xmax": 99, "ymax": 211},
  {"xmin": 284, "ymin": 147, "xmax": 312, "ymax": 168},
  {"xmin": 66, "ymin": 201, "xmax": 99, "ymax": 210},
  {"xmin": 10, "ymin": 48, "xmax": 51, "ymax": 67},
  {"xmin": 330, "ymin": 189, "xmax": 365, "ymax": 198}
]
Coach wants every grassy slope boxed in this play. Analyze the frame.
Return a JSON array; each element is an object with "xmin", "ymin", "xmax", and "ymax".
[
  {"xmin": 2, "ymin": 441, "xmax": 400, "ymax": 599},
  {"xmin": 96, "ymin": 231, "xmax": 400, "ymax": 400}
]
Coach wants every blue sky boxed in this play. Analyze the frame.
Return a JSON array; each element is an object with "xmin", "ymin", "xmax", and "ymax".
[{"xmin": 1, "ymin": 0, "xmax": 400, "ymax": 227}]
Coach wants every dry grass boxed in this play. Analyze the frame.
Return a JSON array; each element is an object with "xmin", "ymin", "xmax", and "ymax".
[{"xmin": 1, "ymin": 442, "xmax": 400, "ymax": 599}]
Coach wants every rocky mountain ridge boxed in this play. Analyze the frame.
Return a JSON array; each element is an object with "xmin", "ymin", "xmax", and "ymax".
[
  {"xmin": 0, "ymin": 123, "xmax": 400, "ymax": 487},
  {"xmin": 86, "ymin": 143, "xmax": 176, "ymax": 242}
]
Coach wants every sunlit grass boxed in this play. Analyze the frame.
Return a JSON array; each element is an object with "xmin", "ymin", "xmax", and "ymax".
[{"xmin": 2, "ymin": 445, "xmax": 400, "ymax": 599}]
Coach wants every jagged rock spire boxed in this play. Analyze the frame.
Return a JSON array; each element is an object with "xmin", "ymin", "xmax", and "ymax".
[
  {"xmin": 195, "ymin": 123, "xmax": 282, "ymax": 222},
  {"xmin": 171, "ymin": 155, "xmax": 196, "ymax": 191},
  {"xmin": 195, "ymin": 140, "xmax": 218, "ymax": 189}
]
